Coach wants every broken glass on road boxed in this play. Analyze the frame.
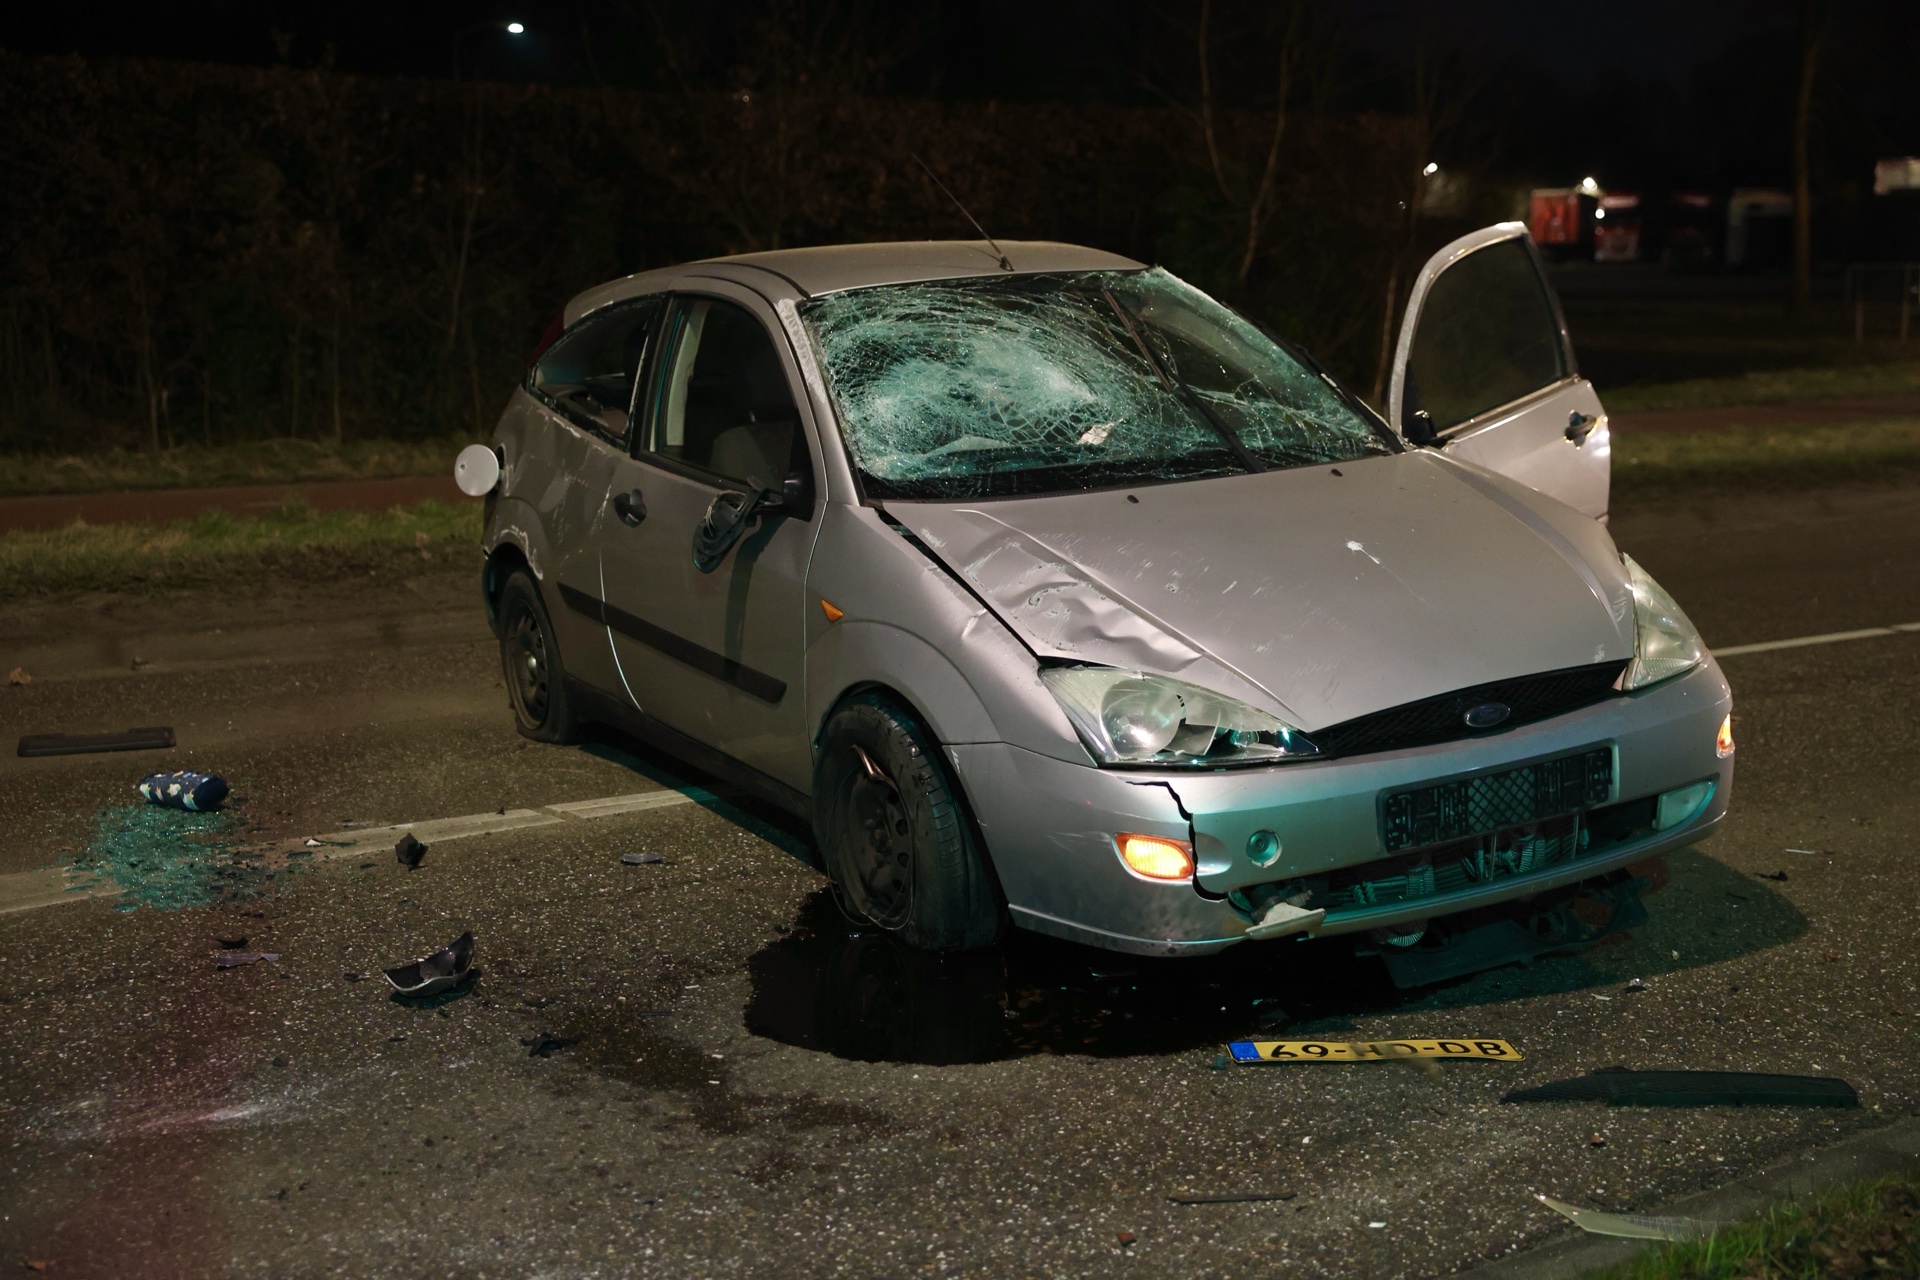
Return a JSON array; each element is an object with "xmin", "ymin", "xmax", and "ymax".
[{"xmin": 800, "ymin": 268, "xmax": 1394, "ymax": 500}]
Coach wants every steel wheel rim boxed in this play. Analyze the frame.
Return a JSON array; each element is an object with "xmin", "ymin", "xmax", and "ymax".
[
  {"xmin": 507, "ymin": 605, "xmax": 550, "ymax": 724},
  {"xmin": 842, "ymin": 770, "xmax": 912, "ymax": 928}
]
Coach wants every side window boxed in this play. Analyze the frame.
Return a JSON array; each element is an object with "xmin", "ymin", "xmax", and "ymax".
[
  {"xmin": 1406, "ymin": 239, "xmax": 1568, "ymax": 432},
  {"xmin": 529, "ymin": 298, "xmax": 662, "ymax": 447},
  {"xmin": 644, "ymin": 298, "xmax": 807, "ymax": 487}
]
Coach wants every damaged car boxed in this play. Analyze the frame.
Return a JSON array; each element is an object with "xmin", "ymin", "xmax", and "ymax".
[{"xmin": 460, "ymin": 227, "xmax": 1734, "ymax": 973}]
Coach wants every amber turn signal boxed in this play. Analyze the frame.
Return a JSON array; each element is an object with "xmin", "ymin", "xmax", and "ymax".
[
  {"xmin": 1715, "ymin": 713, "xmax": 1734, "ymax": 758},
  {"xmin": 1116, "ymin": 833, "xmax": 1195, "ymax": 881}
]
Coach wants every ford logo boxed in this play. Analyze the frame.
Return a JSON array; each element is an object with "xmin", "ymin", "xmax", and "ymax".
[{"xmin": 1463, "ymin": 701, "xmax": 1512, "ymax": 729}]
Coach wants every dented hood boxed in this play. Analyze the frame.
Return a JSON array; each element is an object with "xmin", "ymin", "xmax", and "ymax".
[{"xmin": 888, "ymin": 451, "xmax": 1636, "ymax": 731}]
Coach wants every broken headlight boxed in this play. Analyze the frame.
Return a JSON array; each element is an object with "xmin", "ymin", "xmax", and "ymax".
[
  {"xmin": 1040, "ymin": 667, "xmax": 1320, "ymax": 766},
  {"xmin": 1621, "ymin": 554, "xmax": 1706, "ymax": 690}
]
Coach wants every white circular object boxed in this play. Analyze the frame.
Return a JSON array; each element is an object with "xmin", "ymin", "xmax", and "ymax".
[{"xmin": 454, "ymin": 443, "xmax": 501, "ymax": 496}]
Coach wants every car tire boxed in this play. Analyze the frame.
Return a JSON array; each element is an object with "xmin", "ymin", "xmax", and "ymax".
[
  {"xmin": 499, "ymin": 569, "xmax": 582, "ymax": 744},
  {"xmin": 813, "ymin": 693, "xmax": 1003, "ymax": 952}
]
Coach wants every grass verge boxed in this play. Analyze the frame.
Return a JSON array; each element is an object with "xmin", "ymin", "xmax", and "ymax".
[
  {"xmin": 1587, "ymin": 1171, "xmax": 1919, "ymax": 1279},
  {"xmin": 1612, "ymin": 419, "xmax": 1920, "ymax": 494},
  {"xmin": 3, "ymin": 422, "xmax": 1918, "ymax": 596},
  {"xmin": 0, "ymin": 499, "xmax": 480, "ymax": 595},
  {"xmin": 1603, "ymin": 361, "xmax": 1920, "ymax": 414},
  {"xmin": 0, "ymin": 436, "xmax": 465, "ymax": 498}
]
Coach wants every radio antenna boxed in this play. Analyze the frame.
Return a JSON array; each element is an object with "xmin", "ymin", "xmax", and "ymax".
[{"xmin": 914, "ymin": 155, "xmax": 1013, "ymax": 271}]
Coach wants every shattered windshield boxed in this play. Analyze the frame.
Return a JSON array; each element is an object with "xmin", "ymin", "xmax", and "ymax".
[{"xmin": 799, "ymin": 268, "xmax": 1394, "ymax": 500}]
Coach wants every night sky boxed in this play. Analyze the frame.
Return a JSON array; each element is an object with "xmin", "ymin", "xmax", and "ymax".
[{"xmin": 7, "ymin": 1, "xmax": 1919, "ymax": 189}]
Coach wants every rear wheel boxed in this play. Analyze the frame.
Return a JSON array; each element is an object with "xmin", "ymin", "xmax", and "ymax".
[
  {"xmin": 499, "ymin": 569, "xmax": 581, "ymax": 743},
  {"xmin": 813, "ymin": 693, "xmax": 1003, "ymax": 952}
]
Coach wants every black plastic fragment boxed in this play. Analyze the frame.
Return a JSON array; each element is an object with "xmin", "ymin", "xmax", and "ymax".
[
  {"xmin": 18, "ymin": 726, "xmax": 176, "ymax": 757},
  {"xmin": 1503, "ymin": 1070, "xmax": 1859, "ymax": 1108},
  {"xmin": 395, "ymin": 833, "xmax": 428, "ymax": 868},
  {"xmin": 384, "ymin": 931, "xmax": 474, "ymax": 997},
  {"xmin": 522, "ymin": 1032, "xmax": 577, "ymax": 1058}
]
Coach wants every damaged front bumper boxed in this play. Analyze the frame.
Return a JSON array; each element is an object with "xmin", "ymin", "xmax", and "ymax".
[{"xmin": 952, "ymin": 659, "xmax": 1732, "ymax": 957}]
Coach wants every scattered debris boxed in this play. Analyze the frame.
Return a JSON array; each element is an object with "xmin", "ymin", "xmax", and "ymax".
[
  {"xmin": 1757, "ymin": 870, "xmax": 1790, "ymax": 882},
  {"xmin": 131, "ymin": 656, "xmax": 151, "ymax": 671},
  {"xmin": 1624, "ymin": 978, "xmax": 1646, "ymax": 992},
  {"xmin": 1208, "ymin": 1054, "xmax": 1230, "ymax": 1071},
  {"xmin": 395, "ymin": 833, "xmax": 427, "ymax": 869},
  {"xmin": 522, "ymin": 1032, "xmax": 577, "ymax": 1058},
  {"xmin": 24, "ymin": 1261, "xmax": 50, "ymax": 1272},
  {"xmin": 1368, "ymin": 1221, "xmax": 1387, "ymax": 1229},
  {"xmin": 1115, "ymin": 1230, "xmax": 1137, "ymax": 1246},
  {"xmin": 1726, "ymin": 891, "xmax": 1750, "ymax": 902},
  {"xmin": 138, "ymin": 770, "xmax": 228, "ymax": 812},
  {"xmin": 384, "ymin": 931, "xmax": 474, "ymax": 997},
  {"xmin": 620, "ymin": 852, "xmax": 667, "ymax": 866},
  {"xmin": 70, "ymin": 802, "xmax": 292, "ymax": 911},
  {"xmin": 18, "ymin": 726, "xmax": 176, "ymax": 758},
  {"xmin": 1536, "ymin": 1194, "xmax": 1716, "ymax": 1241},
  {"xmin": 213, "ymin": 952, "xmax": 278, "ymax": 969},
  {"xmin": 1230, "ymin": 1038, "xmax": 1522, "ymax": 1064},
  {"xmin": 215, "ymin": 936, "xmax": 248, "ymax": 949},
  {"xmin": 342, "ymin": 971, "xmax": 362, "ymax": 982},
  {"xmin": 1785, "ymin": 848, "xmax": 1835, "ymax": 856},
  {"xmin": 1588, "ymin": 1133, "xmax": 1607, "ymax": 1147},
  {"xmin": 1168, "ymin": 1190, "xmax": 1296, "ymax": 1205},
  {"xmin": 8, "ymin": 666, "xmax": 29, "ymax": 685},
  {"xmin": 1504, "ymin": 1070, "xmax": 1859, "ymax": 1108}
]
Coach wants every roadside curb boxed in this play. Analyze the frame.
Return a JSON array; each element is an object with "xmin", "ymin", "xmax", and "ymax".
[{"xmin": 1457, "ymin": 1115, "xmax": 1920, "ymax": 1279}]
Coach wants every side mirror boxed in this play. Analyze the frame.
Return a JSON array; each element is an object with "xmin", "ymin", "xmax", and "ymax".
[{"xmin": 1403, "ymin": 409, "xmax": 1437, "ymax": 447}]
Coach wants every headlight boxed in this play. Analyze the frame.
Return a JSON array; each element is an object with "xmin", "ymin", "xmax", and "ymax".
[
  {"xmin": 1040, "ymin": 666, "xmax": 1320, "ymax": 766},
  {"xmin": 1621, "ymin": 554, "xmax": 1706, "ymax": 690}
]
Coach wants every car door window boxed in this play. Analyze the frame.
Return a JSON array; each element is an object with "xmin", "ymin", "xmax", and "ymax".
[
  {"xmin": 1405, "ymin": 238, "xmax": 1568, "ymax": 432},
  {"xmin": 529, "ymin": 298, "xmax": 662, "ymax": 447},
  {"xmin": 644, "ymin": 297, "xmax": 806, "ymax": 488}
]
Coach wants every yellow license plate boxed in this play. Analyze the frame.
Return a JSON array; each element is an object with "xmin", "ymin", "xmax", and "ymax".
[{"xmin": 1228, "ymin": 1038, "xmax": 1523, "ymax": 1064}]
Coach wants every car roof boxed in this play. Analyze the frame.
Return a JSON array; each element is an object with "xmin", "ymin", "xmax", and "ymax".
[
  {"xmin": 699, "ymin": 240, "xmax": 1146, "ymax": 296},
  {"xmin": 569, "ymin": 240, "xmax": 1146, "ymax": 320}
]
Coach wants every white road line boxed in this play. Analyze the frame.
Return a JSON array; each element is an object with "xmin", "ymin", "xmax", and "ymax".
[
  {"xmin": 0, "ymin": 787, "xmax": 725, "ymax": 915},
  {"xmin": 6, "ymin": 618, "xmax": 1915, "ymax": 919},
  {"xmin": 1713, "ymin": 621, "xmax": 1920, "ymax": 659}
]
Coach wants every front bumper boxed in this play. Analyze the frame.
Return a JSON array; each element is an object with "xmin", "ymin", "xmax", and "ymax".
[{"xmin": 951, "ymin": 659, "xmax": 1733, "ymax": 956}]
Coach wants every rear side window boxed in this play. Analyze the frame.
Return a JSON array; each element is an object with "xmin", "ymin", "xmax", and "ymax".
[
  {"xmin": 529, "ymin": 298, "xmax": 662, "ymax": 447},
  {"xmin": 643, "ymin": 297, "xmax": 806, "ymax": 488},
  {"xmin": 1406, "ymin": 239, "xmax": 1568, "ymax": 432}
]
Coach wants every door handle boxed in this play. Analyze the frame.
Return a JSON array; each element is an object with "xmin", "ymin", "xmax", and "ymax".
[
  {"xmin": 1565, "ymin": 411, "xmax": 1597, "ymax": 446},
  {"xmin": 612, "ymin": 488, "xmax": 646, "ymax": 526}
]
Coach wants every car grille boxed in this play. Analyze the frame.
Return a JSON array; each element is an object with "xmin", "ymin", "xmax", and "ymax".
[
  {"xmin": 1306, "ymin": 661, "xmax": 1628, "ymax": 760},
  {"xmin": 1382, "ymin": 747, "xmax": 1613, "ymax": 852},
  {"xmin": 1320, "ymin": 789, "xmax": 1651, "ymax": 913}
]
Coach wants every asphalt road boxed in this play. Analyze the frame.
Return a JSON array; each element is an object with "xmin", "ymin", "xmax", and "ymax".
[{"xmin": 1, "ymin": 482, "xmax": 1916, "ymax": 1279}]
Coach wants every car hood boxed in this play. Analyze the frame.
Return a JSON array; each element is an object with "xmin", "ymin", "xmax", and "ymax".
[{"xmin": 887, "ymin": 451, "xmax": 1636, "ymax": 731}]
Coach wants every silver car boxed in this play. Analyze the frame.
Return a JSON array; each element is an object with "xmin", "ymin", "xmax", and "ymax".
[{"xmin": 462, "ymin": 227, "xmax": 1733, "ymax": 967}]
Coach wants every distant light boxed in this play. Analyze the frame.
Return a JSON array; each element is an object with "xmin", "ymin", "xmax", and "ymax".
[
  {"xmin": 505, "ymin": 21, "xmax": 525, "ymax": 34},
  {"xmin": 1595, "ymin": 208, "xmax": 1606, "ymax": 219},
  {"xmin": 1578, "ymin": 175, "xmax": 1601, "ymax": 195},
  {"xmin": 1422, "ymin": 162, "xmax": 1439, "ymax": 177}
]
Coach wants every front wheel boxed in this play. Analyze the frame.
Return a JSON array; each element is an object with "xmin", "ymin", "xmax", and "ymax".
[
  {"xmin": 813, "ymin": 693, "xmax": 1003, "ymax": 952},
  {"xmin": 498, "ymin": 569, "xmax": 581, "ymax": 744}
]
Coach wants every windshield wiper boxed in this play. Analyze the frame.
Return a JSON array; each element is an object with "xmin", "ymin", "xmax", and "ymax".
[{"xmin": 1100, "ymin": 287, "xmax": 1264, "ymax": 475}]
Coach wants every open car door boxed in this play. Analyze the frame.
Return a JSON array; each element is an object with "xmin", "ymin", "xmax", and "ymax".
[{"xmin": 1389, "ymin": 223, "xmax": 1610, "ymax": 521}]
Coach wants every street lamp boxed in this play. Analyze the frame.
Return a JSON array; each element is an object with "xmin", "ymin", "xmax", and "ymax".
[
  {"xmin": 1422, "ymin": 162, "xmax": 1439, "ymax": 177},
  {"xmin": 452, "ymin": 20, "xmax": 526, "ymax": 80}
]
